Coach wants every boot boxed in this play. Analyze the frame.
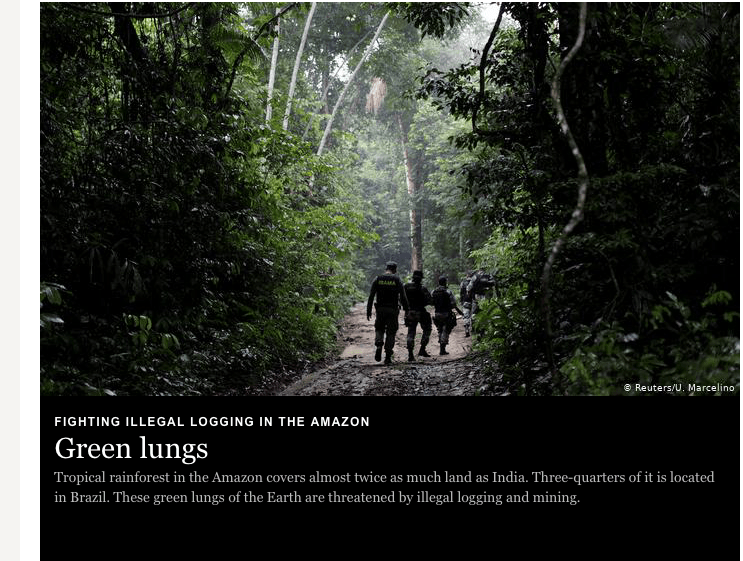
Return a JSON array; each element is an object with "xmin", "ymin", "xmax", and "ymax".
[
  {"xmin": 418, "ymin": 346, "xmax": 430, "ymax": 357},
  {"xmin": 384, "ymin": 351, "xmax": 393, "ymax": 365},
  {"xmin": 374, "ymin": 346, "xmax": 383, "ymax": 362},
  {"xmin": 408, "ymin": 348, "xmax": 416, "ymax": 362},
  {"xmin": 439, "ymin": 344, "xmax": 449, "ymax": 356}
]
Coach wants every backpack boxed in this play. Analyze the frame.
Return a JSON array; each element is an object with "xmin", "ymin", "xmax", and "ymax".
[
  {"xmin": 432, "ymin": 286, "xmax": 451, "ymax": 313},
  {"xmin": 405, "ymin": 282, "xmax": 430, "ymax": 310},
  {"xmin": 470, "ymin": 273, "xmax": 495, "ymax": 297}
]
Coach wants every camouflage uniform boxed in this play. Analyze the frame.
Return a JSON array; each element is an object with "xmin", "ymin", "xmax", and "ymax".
[
  {"xmin": 460, "ymin": 273, "xmax": 473, "ymax": 337},
  {"xmin": 431, "ymin": 276, "xmax": 463, "ymax": 355}
]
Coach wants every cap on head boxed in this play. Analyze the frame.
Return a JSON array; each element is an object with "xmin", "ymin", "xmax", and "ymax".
[
  {"xmin": 386, "ymin": 261, "xmax": 398, "ymax": 273},
  {"xmin": 412, "ymin": 270, "xmax": 423, "ymax": 280},
  {"xmin": 438, "ymin": 276, "xmax": 447, "ymax": 286}
]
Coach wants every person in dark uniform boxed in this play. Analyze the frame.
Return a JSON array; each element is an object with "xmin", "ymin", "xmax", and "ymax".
[
  {"xmin": 367, "ymin": 261, "xmax": 410, "ymax": 364},
  {"xmin": 431, "ymin": 276, "xmax": 463, "ymax": 355},
  {"xmin": 403, "ymin": 270, "xmax": 432, "ymax": 362}
]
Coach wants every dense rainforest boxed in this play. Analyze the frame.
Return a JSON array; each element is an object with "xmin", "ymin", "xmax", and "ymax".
[{"xmin": 40, "ymin": 2, "xmax": 739, "ymax": 396}]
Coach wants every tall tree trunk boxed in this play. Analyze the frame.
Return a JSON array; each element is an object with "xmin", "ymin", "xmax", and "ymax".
[
  {"xmin": 283, "ymin": 2, "xmax": 316, "ymax": 131},
  {"xmin": 316, "ymin": 11, "xmax": 389, "ymax": 156},
  {"xmin": 321, "ymin": 66, "xmax": 330, "ymax": 114},
  {"xmin": 200, "ymin": 4, "xmax": 227, "ymax": 117},
  {"xmin": 109, "ymin": 2, "xmax": 148, "ymax": 122},
  {"xmin": 398, "ymin": 113, "xmax": 422, "ymax": 273},
  {"xmin": 265, "ymin": 8, "xmax": 280, "ymax": 123}
]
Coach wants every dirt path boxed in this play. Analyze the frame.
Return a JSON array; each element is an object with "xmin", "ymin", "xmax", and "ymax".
[{"xmin": 279, "ymin": 303, "xmax": 492, "ymax": 396}]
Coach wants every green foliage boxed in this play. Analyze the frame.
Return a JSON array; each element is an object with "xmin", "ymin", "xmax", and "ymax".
[
  {"xmin": 468, "ymin": 228, "xmax": 552, "ymax": 394},
  {"xmin": 427, "ymin": 3, "xmax": 740, "ymax": 395},
  {"xmin": 561, "ymin": 290, "xmax": 740, "ymax": 396},
  {"xmin": 40, "ymin": 282, "xmax": 66, "ymax": 329},
  {"xmin": 393, "ymin": 3, "xmax": 471, "ymax": 40},
  {"xmin": 40, "ymin": 2, "xmax": 376, "ymax": 395}
]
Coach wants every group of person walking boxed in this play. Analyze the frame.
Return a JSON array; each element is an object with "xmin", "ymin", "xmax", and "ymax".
[{"xmin": 367, "ymin": 261, "xmax": 485, "ymax": 365}]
